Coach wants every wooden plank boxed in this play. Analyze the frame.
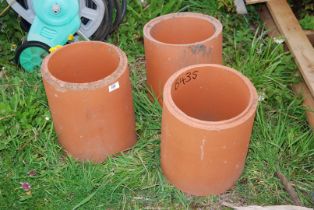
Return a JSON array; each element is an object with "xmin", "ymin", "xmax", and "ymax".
[
  {"xmin": 293, "ymin": 83, "xmax": 314, "ymax": 129},
  {"xmin": 258, "ymin": 4, "xmax": 314, "ymax": 129},
  {"xmin": 304, "ymin": 30, "xmax": 314, "ymax": 46},
  {"xmin": 246, "ymin": 0, "xmax": 268, "ymax": 5},
  {"xmin": 267, "ymin": 0, "xmax": 314, "ymax": 97},
  {"xmin": 258, "ymin": 5, "xmax": 280, "ymax": 37},
  {"xmin": 259, "ymin": 5, "xmax": 314, "ymax": 45}
]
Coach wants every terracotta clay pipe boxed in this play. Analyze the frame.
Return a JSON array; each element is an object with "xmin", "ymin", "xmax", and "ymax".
[
  {"xmin": 42, "ymin": 41, "xmax": 136, "ymax": 163},
  {"xmin": 144, "ymin": 12, "xmax": 223, "ymax": 104},
  {"xmin": 161, "ymin": 64, "xmax": 258, "ymax": 196}
]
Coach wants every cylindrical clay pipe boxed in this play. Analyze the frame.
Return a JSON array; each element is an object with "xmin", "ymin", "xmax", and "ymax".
[
  {"xmin": 144, "ymin": 12, "xmax": 223, "ymax": 104},
  {"xmin": 42, "ymin": 41, "xmax": 136, "ymax": 163},
  {"xmin": 161, "ymin": 64, "xmax": 258, "ymax": 196}
]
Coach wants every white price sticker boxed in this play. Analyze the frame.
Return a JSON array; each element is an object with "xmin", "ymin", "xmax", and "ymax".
[{"xmin": 109, "ymin": 82, "xmax": 120, "ymax": 93}]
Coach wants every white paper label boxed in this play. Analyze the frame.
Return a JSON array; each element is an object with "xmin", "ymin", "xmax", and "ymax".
[{"xmin": 109, "ymin": 82, "xmax": 120, "ymax": 92}]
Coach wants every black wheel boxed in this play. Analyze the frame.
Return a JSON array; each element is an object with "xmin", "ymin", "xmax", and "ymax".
[
  {"xmin": 89, "ymin": 0, "xmax": 127, "ymax": 40},
  {"xmin": 15, "ymin": 41, "xmax": 50, "ymax": 72}
]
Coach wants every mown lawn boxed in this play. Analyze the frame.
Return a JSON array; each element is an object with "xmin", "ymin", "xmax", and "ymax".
[{"xmin": 0, "ymin": 0, "xmax": 313, "ymax": 209}]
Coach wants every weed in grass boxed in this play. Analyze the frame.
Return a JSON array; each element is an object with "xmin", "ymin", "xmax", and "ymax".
[{"xmin": 299, "ymin": 15, "xmax": 314, "ymax": 30}]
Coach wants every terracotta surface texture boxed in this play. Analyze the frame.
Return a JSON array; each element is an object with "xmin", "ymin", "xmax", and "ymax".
[
  {"xmin": 144, "ymin": 12, "xmax": 223, "ymax": 104},
  {"xmin": 42, "ymin": 41, "xmax": 136, "ymax": 163},
  {"xmin": 161, "ymin": 64, "xmax": 258, "ymax": 196}
]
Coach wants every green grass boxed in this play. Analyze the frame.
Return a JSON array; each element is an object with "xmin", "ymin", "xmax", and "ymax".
[
  {"xmin": 0, "ymin": 0, "xmax": 313, "ymax": 209},
  {"xmin": 300, "ymin": 15, "xmax": 314, "ymax": 30}
]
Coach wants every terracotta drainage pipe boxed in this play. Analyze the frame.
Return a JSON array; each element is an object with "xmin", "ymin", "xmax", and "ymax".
[
  {"xmin": 41, "ymin": 41, "xmax": 136, "ymax": 163},
  {"xmin": 161, "ymin": 64, "xmax": 258, "ymax": 196},
  {"xmin": 144, "ymin": 12, "xmax": 223, "ymax": 104}
]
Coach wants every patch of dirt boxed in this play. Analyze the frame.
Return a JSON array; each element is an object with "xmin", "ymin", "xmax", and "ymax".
[{"xmin": 190, "ymin": 189, "xmax": 247, "ymax": 209}]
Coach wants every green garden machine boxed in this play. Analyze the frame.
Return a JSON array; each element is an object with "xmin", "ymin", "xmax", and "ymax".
[{"xmin": 6, "ymin": 0, "xmax": 126, "ymax": 72}]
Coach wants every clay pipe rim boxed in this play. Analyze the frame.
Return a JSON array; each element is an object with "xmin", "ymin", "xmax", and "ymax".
[
  {"xmin": 163, "ymin": 64, "xmax": 258, "ymax": 130},
  {"xmin": 41, "ymin": 41, "xmax": 128, "ymax": 90},
  {"xmin": 143, "ymin": 12, "xmax": 223, "ymax": 47}
]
